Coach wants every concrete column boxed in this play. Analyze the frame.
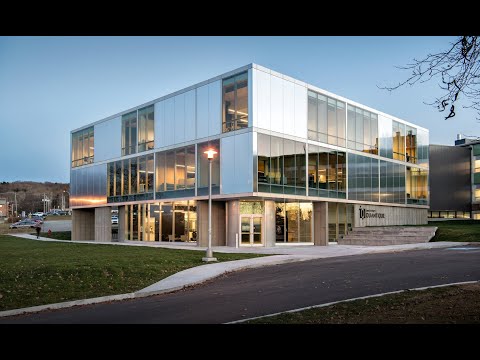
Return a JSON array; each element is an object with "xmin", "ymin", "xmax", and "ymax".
[
  {"xmin": 264, "ymin": 200, "xmax": 276, "ymax": 247},
  {"xmin": 226, "ymin": 200, "xmax": 240, "ymax": 247},
  {"xmin": 118, "ymin": 206, "xmax": 126, "ymax": 242},
  {"xmin": 72, "ymin": 208, "xmax": 95, "ymax": 241},
  {"xmin": 197, "ymin": 200, "xmax": 226, "ymax": 247},
  {"xmin": 95, "ymin": 207, "xmax": 112, "ymax": 242},
  {"xmin": 313, "ymin": 202, "xmax": 328, "ymax": 246}
]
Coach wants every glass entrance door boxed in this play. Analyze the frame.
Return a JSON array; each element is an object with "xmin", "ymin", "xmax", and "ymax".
[{"xmin": 240, "ymin": 215, "xmax": 263, "ymax": 246}]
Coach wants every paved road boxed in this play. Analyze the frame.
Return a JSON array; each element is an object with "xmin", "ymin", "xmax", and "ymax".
[{"xmin": 2, "ymin": 244, "xmax": 480, "ymax": 324}]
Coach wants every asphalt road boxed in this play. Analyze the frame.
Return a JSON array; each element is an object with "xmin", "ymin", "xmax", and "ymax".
[{"xmin": 2, "ymin": 244, "xmax": 480, "ymax": 324}]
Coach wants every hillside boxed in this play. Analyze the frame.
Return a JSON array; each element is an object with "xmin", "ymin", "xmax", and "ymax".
[{"xmin": 0, "ymin": 181, "xmax": 70, "ymax": 214}]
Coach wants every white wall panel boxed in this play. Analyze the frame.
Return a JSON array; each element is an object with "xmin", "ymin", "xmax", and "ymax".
[
  {"xmin": 234, "ymin": 132, "xmax": 253, "ymax": 193},
  {"xmin": 154, "ymin": 101, "xmax": 165, "ymax": 148},
  {"xmin": 184, "ymin": 89, "xmax": 196, "ymax": 142},
  {"xmin": 174, "ymin": 93, "xmax": 185, "ymax": 144},
  {"xmin": 164, "ymin": 97, "xmax": 175, "ymax": 147},
  {"xmin": 196, "ymin": 84, "xmax": 209, "ymax": 140},
  {"xmin": 294, "ymin": 83, "xmax": 307, "ymax": 138},
  {"xmin": 94, "ymin": 116, "xmax": 121, "ymax": 162},
  {"xmin": 208, "ymin": 80, "xmax": 221, "ymax": 136},
  {"xmin": 270, "ymin": 75, "xmax": 284, "ymax": 134},
  {"xmin": 220, "ymin": 136, "xmax": 236, "ymax": 194},
  {"xmin": 283, "ymin": 80, "xmax": 295, "ymax": 136},
  {"xmin": 256, "ymin": 70, "xmax": 271, "ymax": 130}
]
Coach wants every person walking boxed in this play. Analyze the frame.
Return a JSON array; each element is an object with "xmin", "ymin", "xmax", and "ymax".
[{"xmin": 35, "ymin": 222, "xmax": 41, "ymax": 239}]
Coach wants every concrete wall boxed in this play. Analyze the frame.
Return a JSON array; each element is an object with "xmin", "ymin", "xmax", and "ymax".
[
  {"xmin": 313, "ymin": 202, "xmax": 328, "ymax": 246},
  {"xmin": 118, "ymin": 206, "xmax": 126, "ymax": 241},
  {"xmin": 72, "ymin": 208, "xmax": 95, "ymax": 241},
  {"xmin": 354, "ymin": 204, "xmax": 427, "ymax": 227},
  {"xmin": 94, "ymin": 207, "xmax": 112, "ymax": 242},
  {"xmin": 197, "ymin": 200, "xmax": 226, "ymax": 247},
  {"xmin": 226, "ymin": 200, "xmax": 239, "ymax": 247},
  {"xmin": 264, "ymin": 200, "xmax": 276, "ymax": 247}
]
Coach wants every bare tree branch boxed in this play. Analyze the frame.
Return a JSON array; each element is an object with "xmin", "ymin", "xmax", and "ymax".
[{"xmin": 378, "ymin": 36, "xmax": 480, "ymax": 120}]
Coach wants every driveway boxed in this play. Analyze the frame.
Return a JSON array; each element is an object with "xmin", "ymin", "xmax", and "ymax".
[{"xmin": 2, "ymin": 244, "xmax": 479, "ymax": 324}]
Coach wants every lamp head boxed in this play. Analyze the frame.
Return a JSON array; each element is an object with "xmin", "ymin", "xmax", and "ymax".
[{"xmin": 204, "ymin": 148, "xmax": 217, "ymax": 159}]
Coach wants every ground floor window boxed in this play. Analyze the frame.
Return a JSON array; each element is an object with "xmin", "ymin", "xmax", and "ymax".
[
  {"xmin": 274, "ymin": 201, "xmax": 313, "ymax": 243},
  {"xmin": 125, "ymin": 200, "xmax": 197, "ymax": 242},
  {"xmin": 428, "ymin": 211, "xmax": 471, "ymax": 219},
  {"xmin": 328, "ymin": 203, "xmax": 354, "ymax": 242}
]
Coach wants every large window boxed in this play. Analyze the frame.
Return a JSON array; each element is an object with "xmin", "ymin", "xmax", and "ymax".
[
  {"xmin": 275, "ymin": 201, "xmax": 313, "ymax": 243},
  {"xmin": 107, "ymin": 154, "xmax": 154, "ymax": 202},
  {"xmin": 308, "ymin": 144, "xmax": 346, "ymax": 198},
  {"xmin": 406, "ymin": 125, "xmax": 417, "ymax": 164},
  {"xmin": 380, "ymin": 160, "xmax": 405, "ymax": 204},
  {"xmin": 138, "ymin": 105, "xmax": 154, "ymax": 152},
  {"xmin": 71, "ymin": 127, "xmax": 94, "ymax": 167},
  {"xmin": 392, "ymin": 120, "xmax": 405, "ymax": 161},
  {"xmin": 406, "ymin": 167, "xmax": 428, "ymax": 205},
  {"xmin": 257, "ymin": 134, "xmax": 306, "ymax": 195},
  {"xmin": 223, "ymin": 72, "xmax": 248, "ymax": 133},
  {"xmin": 347, "ymin": 153, "xmax": 379, "ymax": 202},
  {"xmin": 155, "ymin": 145, "xmax": 196, "ymax": 198},
  {"xmin": 122, "ymin": 111, "xmax": 137, "ymax": 156},
  {"xmin": 347, "ymin": 105, "xmax": 378, "ymax": 154},
  {"xmin": 308, "ymin": 91, "xmax": 346, "ymax": 146}
]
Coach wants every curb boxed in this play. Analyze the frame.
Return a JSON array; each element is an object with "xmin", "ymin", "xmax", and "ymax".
[{"xmin": 226, "ymin": 280, "xmax": 480, "ymax": 324}]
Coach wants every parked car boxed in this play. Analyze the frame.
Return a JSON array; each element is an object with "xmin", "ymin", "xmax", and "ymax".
[
  {"xmin": 32, "ymin": 212, "xmax": 45, "ymax": 217},
  {"xmin": 10, "ymin": 220, "xmax": 38, "ymax": 229}
]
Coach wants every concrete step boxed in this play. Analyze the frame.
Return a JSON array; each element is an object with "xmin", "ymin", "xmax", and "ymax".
[
  {"xmin": 338, "ymin": 238, "xmax": 431, "ymax": 246},
  {"xmin": 338, "ymin": 226, "xmax": 437, "ymax": 246}
]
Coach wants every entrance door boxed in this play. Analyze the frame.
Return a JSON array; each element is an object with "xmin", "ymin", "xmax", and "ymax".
[{"xmin": 240, "ymin": 215, "xmax": 263, "ymax": 246}]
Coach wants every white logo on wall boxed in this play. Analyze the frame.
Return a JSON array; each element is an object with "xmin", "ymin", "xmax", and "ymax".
[{"xmin": 359, "ymin": 206, "xmax": 385, "ymax": 220}]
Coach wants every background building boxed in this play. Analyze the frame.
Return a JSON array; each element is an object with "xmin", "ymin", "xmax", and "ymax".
[
  {"xmin": 429, "ymin": 135, "xmax": 480, "ymax": 219},
  {"xmin": 70, "ymin": 64, "xmax": 430, "ymax": 246}
]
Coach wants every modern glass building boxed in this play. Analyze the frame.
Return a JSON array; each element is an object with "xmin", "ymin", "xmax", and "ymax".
[{"xmin": 70, "ymin": 64, "xmax": 429, "ymax": 246}]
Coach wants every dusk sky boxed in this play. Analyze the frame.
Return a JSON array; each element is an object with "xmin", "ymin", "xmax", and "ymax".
[{"xmin": 1, "ymin": 36, "xmax": 478, "ymax": 183}]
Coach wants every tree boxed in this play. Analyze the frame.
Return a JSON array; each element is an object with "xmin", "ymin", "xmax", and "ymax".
[{"xmin": 381, "ymin": 36, "xmax": 479, "ymax": 120}]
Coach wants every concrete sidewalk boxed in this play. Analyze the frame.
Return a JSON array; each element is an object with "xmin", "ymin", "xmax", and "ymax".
[{"xmin": 1, "ymin": 232, "xmax": 469, "ymax": 318}]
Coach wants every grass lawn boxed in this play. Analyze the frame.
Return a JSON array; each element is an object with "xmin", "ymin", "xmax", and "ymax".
[
  {"xmin": 246, "ymin": 283, "xmax": 480, "ymax": 324},
  {"xmin": 43, "ymin": 215, "xmax": 71, "ymax": 221},
  {"xmin": 428, "ymin": 220, "xmax": 480, "ymax": 242},
  {"xmin": 34, "ymin": 231, "xmax": 71, "ymax": 240},
  {"xmin": 0, "ymin": 235, "xmax": 267, "ymax": 312}
]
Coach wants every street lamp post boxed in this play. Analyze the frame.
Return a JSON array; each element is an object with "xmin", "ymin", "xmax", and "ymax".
[
  {"xmin": 62, "ymin": 190, "xmax": 70, "ymax": 211},
  {"xmin": 202, "ymin": 148, "xmax": 218, "ymax": 262}
]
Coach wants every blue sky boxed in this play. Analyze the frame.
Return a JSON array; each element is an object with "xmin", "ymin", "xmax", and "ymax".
[{"xmin": 0, "ymin": 36, "xmax": 477, "ymax": 183}]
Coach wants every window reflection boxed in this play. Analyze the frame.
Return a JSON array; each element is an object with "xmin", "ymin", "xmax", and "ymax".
[
  {"xmin": 347, "ymin": 105, "xmax": 378, "ymax": 154},
  {"xmin": 223, "ymin": 72, "xmax": 248, "ymax": 133},
  {"xmin": 138, "ymin": 105, "xmax": 154, "ymax": 152},
  {"xmin": 308, "ymin": 91, "xmax": 345, "ymax": 146},
  {"xmin": 71, "ymin": 127, "xmax": 94, "ymax": 167}
]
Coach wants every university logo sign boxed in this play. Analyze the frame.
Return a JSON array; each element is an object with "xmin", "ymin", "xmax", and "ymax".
[{"xmin": 359, "ymin": 206, "xmax": 385, "ymax": 220}]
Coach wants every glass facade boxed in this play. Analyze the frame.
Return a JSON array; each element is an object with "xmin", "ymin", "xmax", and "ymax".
[
  {"xmin": 107, "ymin": 154, "xmax": 154, "ymax": 203},
  {"xmin": 138, "ymin": 105, "xmax": 154, "ymax": 152},
  {"xmin": 417, "ymin": 129, "xmax": 429, "ymax": 168},
  {"xmin": 155, "ymin": 145, "xmax": 196, "ymax": 199},
  {"xmin": 257, "ymin": 134, "xmax": 307, "ymax": 195},
  {"xmin": 392, "ymin": 120, "xmax": 405, "ymax": 161},
  {"xmin": 122, "ymin": 111, "xmax": 137, "ymax": 156},
  {"xmin": 406, "ymin": 167, "xmax": 428, "ymax": 205},
  {"xmin": 197, "ymin": 139, "xmax": 220, "ymax": 196},
  {"xmin": 71, "ymin": 127, "xmax": 94, "ymax": 167},
  {"xmin": 308, "ymin": 91, "xmax": 346, "ymax": 146},
  {"xmin": 347, "ymin": 105, "xmax": 378, "ymax": 154},
  {"xmin": 308, "ymin": 144, "xmax": 346, "ymax": 198},
  {"xmin": 223, "ymin": 72, "xmax": 248, "ymax": 133},
  {"xmin": 406, "ymin": 125, "xmax": 417, "ymax": 164},
  {"xmin": 125, "ymin": 201, "xmax": 197, "ymax": 242},
  {"xmin": 347, "ymin": 153, "xmax": 379, "ymax": 202},
  {"xmin": 380, "ymin": 160, "xmax": 405, "ymax": 204}
]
